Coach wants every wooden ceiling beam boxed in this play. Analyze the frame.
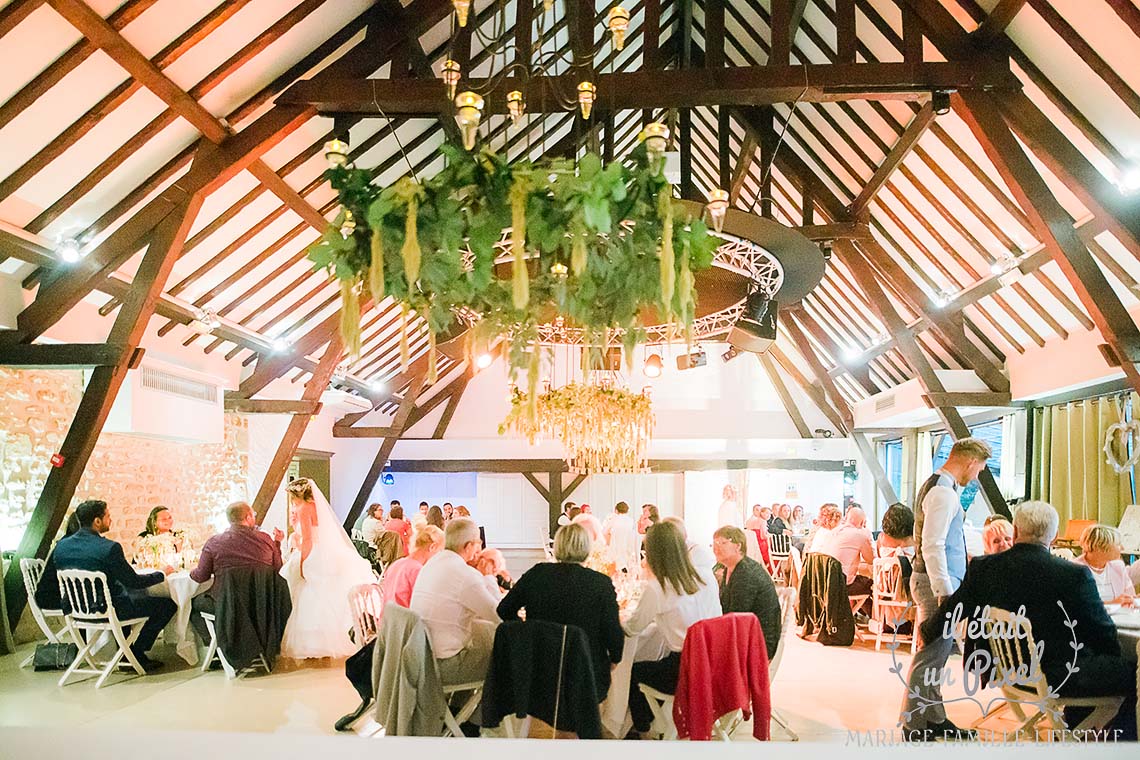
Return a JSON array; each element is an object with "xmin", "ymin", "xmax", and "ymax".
[
  {"xmin": 954, "ymin": 90, "xmax": 1140, "ymax": 394},
  {"xmin": 781, "ymin": 312, "xmax": 855, "ymax": 427},
  {"xmin": 971, "ymin": 0, "xmax": 1027, "ymax": 44},
  {"xmin": 839, "ymin": 239, "xmax": 1010, "ymax": 518},
  {"xmin": 277, "ymin": 60, "xmax": 1020, "ymax": 113},
  {"xmin": 757, "ymin": 353, "xmax": 812, "ymax": 438},
  {"xmin": 847, "ymin": 103, "xmax": 934, "ymax": 218},
  {"xmin": 768, "ymin": 344, "xmax": 848, "ymax": 435}
]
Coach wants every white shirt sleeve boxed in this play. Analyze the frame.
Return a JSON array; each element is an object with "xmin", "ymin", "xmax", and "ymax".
[
  {"xmin": 623, "ymin": 580, "xmax": 661, "ymax": 637},
  {"xmin": 921, "ymin": 485, "xmax": 960, "ymax": 598},
  {"xmin": 464, "ymin": 571, "xmax": 504, "ymax": 624}
]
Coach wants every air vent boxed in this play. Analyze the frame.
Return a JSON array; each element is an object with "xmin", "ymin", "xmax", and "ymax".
[
  {"xmin": 139, "ymin": 366, "xmax": 218, "ymax": 404},
  {"xmin": 874, "ymin": 394, "xmax": 896, "ymax": 414}
]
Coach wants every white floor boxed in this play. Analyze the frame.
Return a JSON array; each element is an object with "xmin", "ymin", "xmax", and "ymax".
[{"xmin": 0, "ymin": 629, "xmax": 983, "ymax": 742}]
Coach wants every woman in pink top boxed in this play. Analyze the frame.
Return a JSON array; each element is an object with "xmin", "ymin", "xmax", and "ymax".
[
  {"xmin": 383, "ymin": 505, "xmax": 412, "ymax": 555},
  {"xmin": 1074, "ymin": 524, "xmax": 1135, "ymax": 606},
  {"xmin": 383, "ymin": 525, "xmax": 444, "ymax": 607}
]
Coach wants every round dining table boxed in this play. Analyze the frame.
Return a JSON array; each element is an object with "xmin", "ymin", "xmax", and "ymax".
[{"xmin": 145, "ymin": 571, "xmax": 213, "ymax": 665}]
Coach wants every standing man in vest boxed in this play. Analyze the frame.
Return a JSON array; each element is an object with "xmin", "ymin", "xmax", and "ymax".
[{"xmin": 900, "ymin": 437, "xmax": 993, "ymax": 741}]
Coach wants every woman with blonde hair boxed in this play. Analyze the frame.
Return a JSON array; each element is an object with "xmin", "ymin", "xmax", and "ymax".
[
  {"xmin": 1075, "ymin": 524, "xmax": 1135, "ymax": 606},
  {"xmin": 981, "ymin": 517, "xmax": 1014, "ymax": 555},
  {"xmin": 623, "ymin": 521, "xmax": 721, "ymax": 739},
  {"xmin": 383, "ymin": 525, "xmax": 444, "ymax": 607}
]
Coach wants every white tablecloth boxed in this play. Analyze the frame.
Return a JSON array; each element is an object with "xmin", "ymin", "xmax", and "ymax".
[
  {"xmin": 146, "ymin": 572, "xmax": 212, "ymax": 665},
  {"xmin": 599, "ymin": 623, "xmax": 668, "ymax": 738}
]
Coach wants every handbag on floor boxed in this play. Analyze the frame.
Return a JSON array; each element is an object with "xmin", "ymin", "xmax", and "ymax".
[{"xmin": 32, "ymin": 642, "xmax": 78, "ymax": 671}]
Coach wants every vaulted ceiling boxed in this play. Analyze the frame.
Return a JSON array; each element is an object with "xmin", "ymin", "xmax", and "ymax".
[{"xmin": 1, "ymin": 0, "xmax": 1138, "ymax": 421}]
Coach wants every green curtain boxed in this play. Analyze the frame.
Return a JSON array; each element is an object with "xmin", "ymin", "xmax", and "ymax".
[{"xmin": 1030, "ymin": 394, "xmax": 1136, "ymax": 531}]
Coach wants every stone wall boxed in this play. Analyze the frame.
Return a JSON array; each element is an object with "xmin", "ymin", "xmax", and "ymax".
[{"xmin": 0, "ymin": 368, "xmax": 248, "ymax": 555}]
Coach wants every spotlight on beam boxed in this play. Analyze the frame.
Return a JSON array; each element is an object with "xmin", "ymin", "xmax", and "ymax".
[
  {"xmin": 271, "ymin": 336, "xmax": 289, "ymax": 353},
  {"xmin": 842, "ymin": 346, "xmax": 863, "ymax": 364},
  {"xmin": 722, "ymin": 346, "xmax": 741, "ymax": 363},
  {"xmin": 932, "ymin": 90, "xmax": 951, "ymax": 115},
  {"xmin": 371, "ymin": 380, "xmax": 386, "ymax": 394},
  {"xmin": 727, "ymin": 287, "xmax": 779, "ymax": 355},
  {"xmin": 475, "ymin": 352, "xmax": 494, "ymax": 370},
  {"xmin": 58, "ymin": 238, "xmax": 82, "ymax": 263},
  {"xmin": 1119, "ymin": 166, "xmax": 1140, "ymax": 195}
]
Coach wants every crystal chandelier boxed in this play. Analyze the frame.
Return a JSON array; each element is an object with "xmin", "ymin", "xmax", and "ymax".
[{"xmin": 500, "ymin": 374, "xmax": 654, "ymax": 474}]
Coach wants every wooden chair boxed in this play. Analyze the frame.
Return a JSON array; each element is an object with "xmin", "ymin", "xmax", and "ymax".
[
  {"xmin": 57, "ymin": 569, "xmax": 149, "ymax": 688},
  {"xmin": 869, "ymin": 557, "xmax": 916, "ymax": 653}
]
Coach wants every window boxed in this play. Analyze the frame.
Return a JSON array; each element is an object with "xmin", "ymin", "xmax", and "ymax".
[
  {"xmin": 931, "ymin": 420, "xmax": 1004, "ymax": 510},
  {"xmin": 882, "ymin": 438, "xmax": 904, "ymax": 501}
]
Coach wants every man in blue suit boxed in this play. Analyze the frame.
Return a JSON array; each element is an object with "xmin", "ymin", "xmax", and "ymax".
[{"xmin": 51, "ymin": 499, "xmax": 177, "ymax": 671}]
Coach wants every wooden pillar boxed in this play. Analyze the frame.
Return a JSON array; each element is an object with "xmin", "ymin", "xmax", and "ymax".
[
  {"xmin": 4, "ymin": 194, "xmax": 203, "ymax": 628},
  {"xmin": 251, "ymin": 336, "xmax": 345, "ymax": 524},
  {"xmin": 852, "ymin": 432, "xmax": 900, "ymax": 507}
]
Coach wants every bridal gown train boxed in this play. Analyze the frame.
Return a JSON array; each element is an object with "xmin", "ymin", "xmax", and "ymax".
[{"xmin": 280, "ymin": 486, "xmax": 375, "ymax": 659}]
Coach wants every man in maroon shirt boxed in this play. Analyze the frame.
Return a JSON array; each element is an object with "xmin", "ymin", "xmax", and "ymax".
[{"xmin": 189, "ymin": 501, "xmax": 284, "ymax": 645}]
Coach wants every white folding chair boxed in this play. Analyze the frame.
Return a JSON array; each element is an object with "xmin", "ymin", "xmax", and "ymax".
[
  {"xmin": 349, "ymin": 583, "xmax": 385, "ymax": 646},
  {"xmin": 638, "ymin": 686, "xmax": 743, "ymax": 741},
  {"xmin": 977, "ymin": 607, "xmax": 1123, "ymax": 738},
  {"xmin": 768, "ymin": 587, "xmax": 799, "ymax": 741},
  {"xmin": 768, "ymin": 534, "xmax": 792, "ymax": 579},
  {"xmin": 441, "ymin": 680, "xmax": 485, "ymax": 737},
  {"xmin": 18, "ymin": 558, "xmax": 71, "ymax": 669},
  {"xmin": 199, "ymin": 612, "xmax": 270, "ymax": 679},
  {"xmin": 57, "ymin": 569, "xmax": 149, "ymax": 688},
  {"xmin": 869, "ymin": 557, "xmax": 916, "ymax": 654}
]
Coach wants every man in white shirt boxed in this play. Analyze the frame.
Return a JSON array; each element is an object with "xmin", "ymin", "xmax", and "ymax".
[
  {"xmin": 556, "ymin": 501, "xmax": 576, "ymax": 527},
  {"xmin": 410, "ymin": 518, "xmax": 501, "ymax": 689},
  {"xmin": 899, "ymin": 437, "xmax": 993, "ymax": 741}
]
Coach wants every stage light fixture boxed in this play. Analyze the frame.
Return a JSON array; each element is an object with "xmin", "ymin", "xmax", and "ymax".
[
  {"xmin": 676, "ymin": 347, "xmax": 707, "ymax": 370},
  {"xmin": 932, "ymin": 90, "xmax": 951, "ymax": 115},
  {"xmin": 643, "ymin": 352, "xmax": 663, "ymax": 378}
]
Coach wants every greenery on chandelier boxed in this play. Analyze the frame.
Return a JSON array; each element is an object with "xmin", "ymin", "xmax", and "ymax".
[{"xmin": 308, "ymin": 140, "xmax": 718, "ymax": 378}]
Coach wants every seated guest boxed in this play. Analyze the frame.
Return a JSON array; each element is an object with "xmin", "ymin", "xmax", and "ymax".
[
  {"xmin": 384, "ymin": 505, "xmax": 412, "ymax": 554},
  {"xmin": 383, "ymin": 525, "xmax": 444, "ymax": 607},
  {"xmin": 810, "ymin": 504, "xmax": 874, "ymax": 613},
  {"xmin": 189, "ymin": 501, "xmax": 284, "ymax": 645},
  {"xmin": 877, "ymin": 503, "xmax": 915, "ymax": 558},
  {"xmin": 572, "ymin": 507, "xmax": 603, "ymax": 544},
  {"xmin": 744, "ymin": 505, "xmax": 766, "ymax": 531},
  {"xmin": 1075, "ymin": 525, "xmax": 1135, "ymax": 606},
  {"xmin": 624, "ymin": 521, "xmax": 721, "ymax": 740},
  {"xmin": 498, "ymin": 523, "xmax": 624, "ymax": 693},
  {"xmin": 663, "ymin": 516, "xmax": 716, "ymax": 574},
  {"xmin": 712, "ymin": 526, "xmax": 781, "ymax": 659},
  {"xmin": 471, "ymin": 548, "xmax": 513, "ymax": 593},
  {"xmin": 767, "ymin": 505, "xmax": 788, "ymax": 536},
  {"xmin": 426, "ymin": 505, "xmax": 446, "ymax": 531},
  {"xmin": 360, "ymin": 503, "xmax": 386, "ymax": 546},
  {"xmin": 53, "ymin": 499, "xmax": 176, "ymax": 671},
  {"xmin": 443, "ymin": 503, "xmax": 454, "ymax": 522},
  {"xmin": 34, "ymin": 512, "xmax": 83, "ymax": 611},
  {"xmin": 922, "ymin": 501, "xmax": 1136, "ymax": 739},
  {"xmin": 790, "ymin": 505, "xmax": 808, "ymax": 533},
  {"xmin": 982, "ymin": 517, "xmax": 1014, "ymax": 555},
  {"xmin": 756, "ymin": 505, "xmax": 774, "ymax": 533},
  {"xmin": 410, "ymin": 519, "xmax": 501, "ymax": 691},
  {"xmin": 637, "ymin": 503, "xmax": 660, "ymax": 535},
  {"xmin": 418, "ymin": 501, "xmax": 430, "ymax": 516},
  {"xmin": 137, "ymin": 505, "xmax": 189, "ymax": 552}
]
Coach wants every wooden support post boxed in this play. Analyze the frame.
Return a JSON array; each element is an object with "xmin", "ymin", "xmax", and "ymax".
[
  {"xmin": 432, "ymin": 378, "xmax": 467, "ymax": 439},
  {"xmin": 852, "ymin": 432, "xmax": 899, "ymax": 506},
  {"xmin": 251, "ymin": 337, "xmax": 344, "ymax": 524},
  {"xmin": 840, "ymin": 241, "xmax": 1011, "ymax": 519},
  {"xmin": 769, "ymin": 345, "xmax": 848, "ymax": 435},
  {"xmin": 770, "ymin": 0, "xmax": 791, "ymax": 65},
  {"xmin": 757, "ymin": 353, "xmax": 812, "ymax": 438},
  {"xmin": 549, "ymin": 470, "xmax": 564, "ymax": 540},
  {"xmin": 757, "ymin": 106, "xmax": 776, "ymax": 218},
  {"xmin": 782, "ymin": 312, "xmax": 855, "ymax": 430},
  {"xmin": 728, "ymin": 132, "xmax": 758, "ymax": 205},
  {"xmin": 341, "ymin": 372, "xmax": 426, "ymax": 530},
  {"xmin": 836, "ymin": 0, "xmax": 856, "ymax": 63},
  {"xmin": 718, "ymin": 108, "xmax": 731, "ymax": 190},
  {"xmin": 848, "ymin": 103, "xmax": 934, "ymax": 217},
  {"xmin": 4, "ymin": 194, "xmax": 203, "ymax": 628}
]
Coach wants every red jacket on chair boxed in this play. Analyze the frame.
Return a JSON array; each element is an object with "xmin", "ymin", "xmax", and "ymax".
[{"xmin": 672, "ymin": 613, "xmax": 771, "ymax": 741}]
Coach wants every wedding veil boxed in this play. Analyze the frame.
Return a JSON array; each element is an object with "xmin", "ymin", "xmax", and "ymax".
[{"xmin": 290, "ymin": 478, "xmax": 369, "ymax": 579}]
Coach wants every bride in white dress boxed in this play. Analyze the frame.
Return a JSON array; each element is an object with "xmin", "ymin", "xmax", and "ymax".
[{"xmin": 280, "ymin": 478, "xmax": 375, "ymax": 659}]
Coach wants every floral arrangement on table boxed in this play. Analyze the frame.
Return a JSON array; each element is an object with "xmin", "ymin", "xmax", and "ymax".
[
  {"xmin": 499, "ymin": 380, "xmax": 655, "ymax": 473},
  {"xmin": 307, "ymin": 139, "xmax": 719, "ymax": 393},
  {"xmin": 133, "ymin": 532, "xmax": 195, "ymax": 571},
  {"xmin": 583, "ymin": 542, "xmax": 617, "ymax": 578}
]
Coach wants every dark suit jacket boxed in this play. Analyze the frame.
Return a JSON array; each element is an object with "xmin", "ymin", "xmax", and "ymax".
[
  {"xmin": 497, "ymin": 562, "xmax": 624, "ymax": 693},
  {"xmin": 50, "ymin": 528, "xmax": 164, "ymax": 613},
  {"xmin": 922, "ymin": 542, "xmax": 1120, "ymax": 688},
  {"xmin": 720, "ymin": 556, "xmax": 781, "ymax": 659}
]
